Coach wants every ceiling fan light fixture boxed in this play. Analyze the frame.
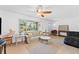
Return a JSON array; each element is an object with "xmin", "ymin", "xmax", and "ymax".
[
  {"xmin": 36, "ymin": 5, "xmax": 52, "ymax": 17},
  {"xmin": 41, "ymin": 15, "xmax": 44, "ymax": 17},
  {"xmin": 37, "ymin": 12, "xmax": 51, "ymax": 17}
]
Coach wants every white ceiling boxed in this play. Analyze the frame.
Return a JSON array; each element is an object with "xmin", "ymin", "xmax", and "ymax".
[{"xmin": 0, "ymin": 5, "xmax": 79, "ymax": 20}]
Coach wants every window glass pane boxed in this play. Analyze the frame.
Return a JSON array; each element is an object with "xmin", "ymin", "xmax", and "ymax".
[{"xmin": 19, "ymin": 20, "xmax": 38, "ymax": 33}]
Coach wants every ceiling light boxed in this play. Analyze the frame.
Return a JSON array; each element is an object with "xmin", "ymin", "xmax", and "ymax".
[{"xmin": 36, "ymin": 5, "xmax": 52, "ymax": 17}]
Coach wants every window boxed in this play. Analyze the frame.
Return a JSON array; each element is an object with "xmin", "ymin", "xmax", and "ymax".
[{"xmin": 19, "ymin": 20, "xmax": 38, "ymax": 33}]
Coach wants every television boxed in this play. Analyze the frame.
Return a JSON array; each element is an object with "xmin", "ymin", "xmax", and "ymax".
[{"xmin": 0, "ymin": 17, "xmax": 1, "ymax": 35}]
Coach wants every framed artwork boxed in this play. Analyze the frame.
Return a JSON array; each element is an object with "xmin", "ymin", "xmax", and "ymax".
[{"xmin": 58, "ymin": 25, "xmax": 69, "ymax": 31}]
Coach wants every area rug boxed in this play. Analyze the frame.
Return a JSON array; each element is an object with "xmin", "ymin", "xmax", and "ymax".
[{"xmin": 29, "ymin": 43, "xmax": 56, "ymax": 54}]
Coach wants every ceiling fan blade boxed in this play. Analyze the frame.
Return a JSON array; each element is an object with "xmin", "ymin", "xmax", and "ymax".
[{"xmin": 42, "ymin": 11, "xmax": 52, "ymax": 14}]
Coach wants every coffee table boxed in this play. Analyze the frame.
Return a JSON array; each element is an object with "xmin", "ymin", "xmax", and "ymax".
[{"xmin": 39, "ymin": 36, "xmax": 51, "ymax": 43}]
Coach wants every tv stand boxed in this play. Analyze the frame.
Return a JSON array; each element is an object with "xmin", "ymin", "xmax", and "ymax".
[{"xmin": 58, "ymin": 30, "xmax": 68, "ymax": 36}]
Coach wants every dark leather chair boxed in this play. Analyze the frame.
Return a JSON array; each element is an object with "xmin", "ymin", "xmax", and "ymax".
[
  {"xmin": 64, "ymin": 31, "xmax": 79, "ymax": 48},
  {"xmin": 51, "ymin": 30, "xmax": 57, "ymax": 36}
]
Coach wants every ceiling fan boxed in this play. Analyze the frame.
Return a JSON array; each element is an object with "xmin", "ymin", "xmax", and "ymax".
[{"xmin": 36, "ymin": 5, "xmax": 52, "ymax": 17}]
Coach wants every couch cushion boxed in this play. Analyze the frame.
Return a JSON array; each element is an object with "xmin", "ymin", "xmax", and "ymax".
[{"xmin": 67, "ymin": 31, "xmax": 79, "ymax": 37}]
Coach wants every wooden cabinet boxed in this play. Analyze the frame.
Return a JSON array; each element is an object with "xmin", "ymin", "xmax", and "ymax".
[{"xmin": 58, "ymin": 30, "xmax": 68, "ymax": 36}]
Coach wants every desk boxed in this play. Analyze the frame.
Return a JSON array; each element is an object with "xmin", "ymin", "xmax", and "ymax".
[{"xmin": 4, "ymin": 36, "xmax": 12, "ymax": 44}]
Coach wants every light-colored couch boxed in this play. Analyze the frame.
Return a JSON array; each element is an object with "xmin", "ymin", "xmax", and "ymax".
[{"xmin": 27, "ymin": 31, "xmax": 50, "ymax": 43}]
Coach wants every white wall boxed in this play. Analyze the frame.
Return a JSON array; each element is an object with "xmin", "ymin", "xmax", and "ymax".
[
  {"xmin": 53, "ymin": 17, "xmax": 79, "ymax": 31},
  {"xmin": 0, "ymin": 10, "xmax": 53, "ymax": 35},
  {"xmin": 39, "ymin": 20, "xmax": 53, "ymax": 32}
]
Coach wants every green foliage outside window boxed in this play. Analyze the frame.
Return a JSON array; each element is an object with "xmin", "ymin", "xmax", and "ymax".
[{"xmin": 19, "ymin": 20, "xmax": 38, "ymax": 33}]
